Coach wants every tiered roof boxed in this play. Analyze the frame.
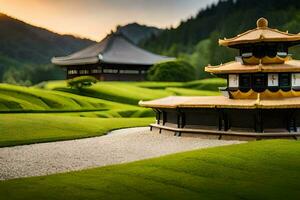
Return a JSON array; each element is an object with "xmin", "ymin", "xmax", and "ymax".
[
  {"xmin": 52, "ymin": 33, "xmax": 174, "ymax": 66},
  {"xmin": 205, "ymin": 60, "xmax": 300, "ymax": 74},
  {"xmin": 219, "ymin": 18, "xmax": 300, "ymax": 47},
  {"xmin": 206, "ymin": 18, "xmax": 300, "ymax": 74}
]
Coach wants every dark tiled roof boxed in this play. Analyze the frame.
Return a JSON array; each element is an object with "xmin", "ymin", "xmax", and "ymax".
[{"xmin": 51, "ymin": 33, "xmax": 174, "ymax": 66}]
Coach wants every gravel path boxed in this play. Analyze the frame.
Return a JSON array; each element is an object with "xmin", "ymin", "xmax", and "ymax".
[{"xmin": 0, "ymin": 127, "xmax": 243, "ymax": 180}]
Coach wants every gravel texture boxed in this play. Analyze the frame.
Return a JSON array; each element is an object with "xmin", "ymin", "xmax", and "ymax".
[{"xmin": 0, "ymin": 127, "xmax": 243, "ymax": 180}]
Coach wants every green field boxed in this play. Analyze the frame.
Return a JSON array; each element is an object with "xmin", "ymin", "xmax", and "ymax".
[
  {"xmin": 0, "ymin": 78, "xmax": 224, "ymax": 110},
  {"xmin": 41, "ymin": 78, "xmax": 224, "ymax": 105},
  {"xmin": 0, "ymin": 114, "xmax": 154, "ymax": 147},
  {"xmin": 1, "ymin": 140, "xmax": 300, "ymax": 200},
  {"xmin": 1, "ymin": 79, "xmax": 299, "ymax": 200},
  {"xmin": 0, "ymin": 78, "xmax": 224, "ymax": 147}
]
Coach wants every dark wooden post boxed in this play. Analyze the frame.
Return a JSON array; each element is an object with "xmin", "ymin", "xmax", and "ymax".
[
  {"xmin": 218, "ymin": 109, "xmax": 229, "ymax": 131},
  {"xmin": 175, "ymin": 109, "xmax": 186, "ymax": 136},
  {"xmin": 254, "ymin": 109, "xmax": 263, "ymax": 133}
]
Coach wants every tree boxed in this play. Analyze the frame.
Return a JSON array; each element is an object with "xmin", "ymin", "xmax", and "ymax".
[
  {"xmin": 67, "ymin": 76, "xmax": 98, "ymax": 89},
  {"xmin": 147, "ymin": 60, "xmax": 196, "ymax": 82}
]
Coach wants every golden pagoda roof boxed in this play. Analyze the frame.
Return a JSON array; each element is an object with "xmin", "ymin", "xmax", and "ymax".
[
  {"xmin": 219, "ymin": 18, "xmax": 300, "ymax": 47},
  {"xmin": 205, "ymin": 59, "xmax": 300, "ymax": 74}
]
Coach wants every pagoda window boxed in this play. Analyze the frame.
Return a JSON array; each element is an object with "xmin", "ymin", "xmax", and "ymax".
[
  {"xmin": 91, "ymin": 69, "xmax": 102, "ymax": 74},
  {"xmin": 228, "ymin": 74, "xmax": 239, "ymax": 90},
  {"xmin": 292, "ymin": 73, "xmax": 300, "ymax": 91},
  {"xmin": 268, "ymin": 74, "xmax": 279, "ymax": 86},
  {"xmin": 267, "ymin": 74, "xmax": 279, "ymax": 92},
  {"xmin": 265, "ymin": 44, "xmax": 277, "ymax": 58},
  {"xmin": 240, "ymin": 45, "xmax": 253, "ymax": 56},
  {"xmin": 68, "ymin": 69, "xmax": 78, "ymax": 75},
  {"xmin": 239, "ymin": 74, "xmax": 251, "ymax": 92},
  {"xmin": 79, "ymin": 69, "xmax": 89, "ymax": 75},
  {"xmin": 277, "ymin": 43, "xmax": 288, "ymax": 55},
  {"xmin": 252, "ymin": 73, "xmax": 267, "ymax": 92},
  {"xmin": 119, "ymin": 70, "xmax": 139, "ymax": 74},
  {"xmin": 279, "ymin": 73, "xmax": 291, "ymax": 91},
  {"xmin": 103, "ymin": 69, "xmax": 118, "ymax": 74},
  {"xmin": 253, "ymin": 45, "xmax": 266, "ymax": 58}
]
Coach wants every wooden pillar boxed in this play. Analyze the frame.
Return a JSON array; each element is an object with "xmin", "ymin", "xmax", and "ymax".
[
  {"xmin": 162, "ymin": 111, "xmax": 167, "ymax": 125},
  {"xmin": 218, "ymin": 109, "xmax": 229, "ymax": 131},
  {"xmin": 175, "ymin": 109, "xmax": 186, "ymax": 136},
  {"xmin": 287, "ymin": 109, "xmax": 297, "ymax": 132},
  {"xmin": 254, "ymin": 109, "xmax": 263, "ymax": 133},
  {"xmin": 153, "ymin": 109, "xmax": 161, "ymax": 124}
]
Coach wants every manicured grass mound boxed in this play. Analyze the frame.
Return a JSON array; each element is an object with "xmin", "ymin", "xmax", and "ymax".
[
  {"xmin": 1, "ymin": 140, "xmax": 300, "ymax": 200},
  {"xmin": 0, "ymin": 84, "xmax": 122, "ymax": 111},
  {"xmin": 0, "ymin": 114, "xmax": 154, "ymax": 147},
  {"xmin": 43, "ymin": 78, "xmax": 224, "ymax": 105},
  {"xmin": 184, "ymin": 78, "xmax": 226, "ymax": 91},
  {"xmin": 132, "ymin": 81, "xmax": 184, "ymax": 89},
  {"xmin": 52, "ymin": 82, "xmax": 174, "ymax": 105},
  {"xmin": 166, "ymin": 87, "xmax": 220, "ymax": 96},
  {"xmin": 0, "ymin": 84, "xmax": 155, "ymax": 118}
]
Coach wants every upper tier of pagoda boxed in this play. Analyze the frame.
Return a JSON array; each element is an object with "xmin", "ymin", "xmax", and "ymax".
[
  {"xmin": 206, "ymin": 17, "xmax": 300, "ymax": 70},
  {"xmin": 219, "ymin": 17, "xmax": 300, "ymax": 47},
  {"xmin": 205, "ymin": 18, "xmax": 300, "ymax": 99}
]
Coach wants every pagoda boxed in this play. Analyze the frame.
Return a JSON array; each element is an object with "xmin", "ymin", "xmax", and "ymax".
[
  {"xmin": 52, "ymin": 33, "xmax": 174, "ymax": 81},
  {"xmin": 139, "ymin": 18, "xmax": 300, "ymax": 140}
]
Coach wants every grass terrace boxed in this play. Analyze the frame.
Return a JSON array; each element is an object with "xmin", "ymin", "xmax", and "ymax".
[
  {"xmin": 0, "ymin": 78, "xmax": 225, "ymax": 147},
  {"xmin": 1, "ymin": 140, "xmax": 300, "ymax": 200},
  {"xmin": 0, "ymin": 114, "xmax": 153, "ymax": 147}
]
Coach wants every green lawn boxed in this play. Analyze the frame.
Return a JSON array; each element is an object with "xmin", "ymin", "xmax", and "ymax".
[
  {"xmin": 1, "ymin": 140, "xmax": 300, "ymax": 200},
  {"xmin": 0, "ymin": 78, "xmax": 224, "ymax": 146},
  {"xmin": 0, "ymin": 84, "xmax": 135, "ymax": 111},
  {"xmin": 166, "ymin": 87, "xmax": 220, "ymax": 96},
  {"xmin": 50, "ymin": 82, "xmax": 174, "ymax": 105},
  {"xmin": 42, "ymin": 78, "xmax": 224, "ymax": 105},
  {"xmin": 0, "ymin": 79, "xmax": 224, "ymax": 111},
  {"xmin": 184, "ymin": 78, "xmax": 226, "ymax": 91},
  {"xmin": 0, "ymin": 114, "xmax": 154, "ymax": 147}
]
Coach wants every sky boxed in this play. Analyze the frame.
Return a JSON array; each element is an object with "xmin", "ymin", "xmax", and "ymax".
[{"xmin": 0, "ymin": 0, "xmax": 217, "ymax": 41}]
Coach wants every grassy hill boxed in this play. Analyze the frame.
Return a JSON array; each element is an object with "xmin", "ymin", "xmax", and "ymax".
[
  {"xmin": 0, "ymin": 78, "xmax": 224, "ymax": 146},
  {"xmin": 0, "ymin": 78, "xmax": 224, "ymax": 111},
  {"xmin": 1, "ymin": 80, "xmax": 299, "ymax": 200},
  {"xmin": 42, "ymin": 78, "xmax": 225, "ymax": 105},
  {"xmin": 1, "ymin": 140, "xmax": 300, "ymax": 199},
  {"xmin": 0, "ymin": 114, "xmax": 153, "ymax": 147}
]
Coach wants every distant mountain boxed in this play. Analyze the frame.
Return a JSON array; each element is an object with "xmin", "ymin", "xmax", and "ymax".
[
  {"xmin": 116, "ymin": 23, "xmax": 162, "ymax": 44},
  {"xmin": 0, "ymin": 13, "xmax": 95, "ymax": 64},
  {"xmin": 0, "ymin": 13, "xmax": 96, "ymax": 84},
  {"xmin": 142, "ymin": 0, "xmax": 300, "ymax": 78}
]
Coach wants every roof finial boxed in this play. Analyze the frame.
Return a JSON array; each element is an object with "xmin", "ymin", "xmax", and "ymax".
[{"xmin": 257, "ymin": 17, "xmax": 268, "ymax": 28}]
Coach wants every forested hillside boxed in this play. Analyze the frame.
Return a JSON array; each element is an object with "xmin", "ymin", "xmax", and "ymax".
[
  {"xmin": 142, "ymin": 0, "xmax": 300, "ymax": 78},
  {"xmin": 0, "ymin": 13, "xmax": 96, "ymax": 85}
]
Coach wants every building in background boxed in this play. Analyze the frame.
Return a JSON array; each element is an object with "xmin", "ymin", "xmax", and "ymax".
[{"xmin": 51, "ymin": 33, "xmax": 174, "ymax": 81}]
